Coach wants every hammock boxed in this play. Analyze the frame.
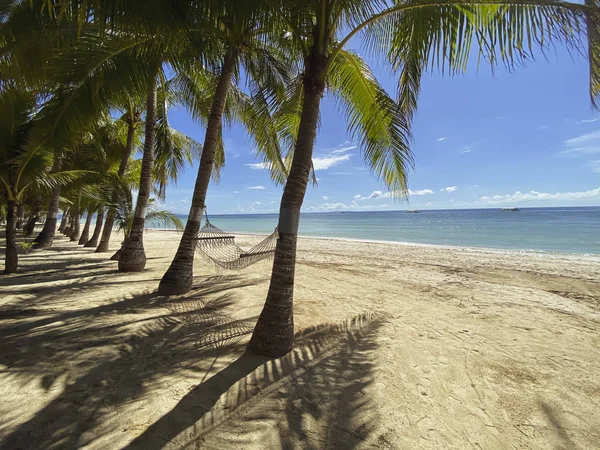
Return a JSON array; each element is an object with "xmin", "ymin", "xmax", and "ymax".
[{"xmin": 194, "ymin": 217, "xmax": 278, "ymax": 270}]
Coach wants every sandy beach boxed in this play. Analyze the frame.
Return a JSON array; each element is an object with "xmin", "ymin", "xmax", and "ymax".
[{"xmin": 1, "ymin": 229, "xmax": 599, "ymax": 449}]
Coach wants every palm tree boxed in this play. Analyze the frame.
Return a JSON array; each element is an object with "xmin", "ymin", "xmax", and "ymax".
[
  {"xmin": 118, "ymin": 67, "xmax": 207, "ymax": 271},
  {"xmin": 0, "ymin": 89, "xmax": 84, "ymax": 273},
  {"xmin": 95, "ymin": 103, "xmax": 143, "ymax": 252},
  {"xmin": 248, "ymin": 0, "xmax": 600, "ymax": 356},
  {"xmin": 158, "ymin": 3, "xmax": 291, "ymax": 294},
  {"xmin": 84, "ymin": 207, "xmax": 104, "ymax": 247}
]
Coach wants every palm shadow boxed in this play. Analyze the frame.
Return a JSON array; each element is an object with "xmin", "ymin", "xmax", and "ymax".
[
  {"xmin": 127, "ymin": 313, "xmax": 383, "ymax": 449},
  {"xmin": 0, "ymin": 275, "xmax": 265, "ymax": 450}
]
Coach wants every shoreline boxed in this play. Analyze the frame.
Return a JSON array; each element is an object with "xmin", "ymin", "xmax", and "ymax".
[{"xmin": 142, "ymin": 227, "xmax": 600, "ymax": 261}]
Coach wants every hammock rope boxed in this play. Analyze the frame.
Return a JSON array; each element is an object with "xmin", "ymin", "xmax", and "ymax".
[{"xmin": 193, "ymin": 212, "xmax": 278, "ymax": 270}]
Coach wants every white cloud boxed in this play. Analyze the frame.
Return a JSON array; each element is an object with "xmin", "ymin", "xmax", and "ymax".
[
  {"xmin": 564, "ymin": 130, "xmax": 600, "ymax": 147},
  {"xmin": 424, "ymin": 202, "xmax": 433, "ymax": 206},
  {"xmin": 560, "ymin": 131, "xmax": 600, "ymax": 158},
  {"xmin": 234, "ymin": 190, "xmax": 239, "ymax": 194},
  {"xmin": 248, "ymin": 185, "xmax": 266, "ymax": 190},
  {"xmin": 577, "ymin": 118, "xmax": 600, "ymax": 124},
  {"xmin": 245, "ymin": 162, "xmax": 267, "ymax": 169},
  {"xmin": 330, "ymin": 145, "xmax": 358, "ymax": 154},
  {"xmin": 478, "ymin": 188, "xmax": 600, "ymax": 205},
  {"xmin": 322, "ymin": 196, "xmax": 329, "ymax": 201},
  {"xmin": 440, "ymin": 186, "xmax": 458, "ymax": 193},
  {"xmin": 460, "ymin": 146, "xmax": 472, "ymax": 154},
  {"xmin": 254, "ymin": 201, "xmax": 261, "ymax": 205},
  {"xmin": 354, "ymin": 188, "xmax": 433, "ymax": 200},
  {"xmin": 559, "ymin": 147, "xmax": 600, "ymax": 156},
  {"xmin": 246, "ymin": 144, "xmax": 354, "ymax": 173},
  {"xmin": 437, "ymin": 137, "xmax": 448, "ymax": 141},
  {"xmin": 539, "ymin": 125, "xmax": 549, "ymax": 130},
  {"xmin": 410, "ymin": 189, "xmax": 434, "ymax": 196},
  {"xmin": 309, "ymin": 201, "xmax": 391, "ymax": 212},
  {"xmin": 312, "ymin": 154, "xmax": 352, "ymax": 170}
]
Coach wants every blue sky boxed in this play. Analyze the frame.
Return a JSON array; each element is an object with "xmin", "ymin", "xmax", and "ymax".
[{"xmin": 160, "ymin": 43, "xmax": 599, "ymax": 215}]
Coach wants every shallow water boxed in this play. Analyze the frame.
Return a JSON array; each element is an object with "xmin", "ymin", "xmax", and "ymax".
[{"xmin": 147, "ymin": 207, "xmax": 600, "ymax": 255}]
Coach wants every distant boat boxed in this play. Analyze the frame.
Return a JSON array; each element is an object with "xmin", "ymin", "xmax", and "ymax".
[
  {"xmin": 501, "ymin": 207, "xmax": 520, "ymax": 212},
  {"xmin": 405, "ymin": 209, "xmax": 420, "ymax": 213}
]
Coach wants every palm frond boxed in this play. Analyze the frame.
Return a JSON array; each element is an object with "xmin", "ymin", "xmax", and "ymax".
[{"xmin": 327, "ymin": 48, "xmax": 413, "ymax": 197}]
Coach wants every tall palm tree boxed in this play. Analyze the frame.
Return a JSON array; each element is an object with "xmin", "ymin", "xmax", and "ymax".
[
  {"xmin": 95, "ymin": 104, "xmax": 143, "ymax": 252},
  {"xmin": 0, "ymin": 89, "xmax": 84, "ymax": 273},
  {"xmin": 158, "ymin": 3, "xmax": 291, "ymax": 294},
  {"xmin": 248, "ymin": 0, "xmax": 600, "ymax": 356}
]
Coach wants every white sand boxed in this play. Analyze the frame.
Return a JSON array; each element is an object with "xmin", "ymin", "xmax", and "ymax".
[{"xmin": 1, "ymin": 229, "xmax": 599, "ymax": 449}]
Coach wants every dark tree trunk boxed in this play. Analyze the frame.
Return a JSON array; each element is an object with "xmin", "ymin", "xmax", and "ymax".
[
  {"xmin": 69, "ymin": 207, "xmax": 80, "ymax": 241},
  {"xmin": 33, "ymin": 187, "xmax": 60, "ymax": 248},
  {"xmin": 110, "ymin": 247, "xmax": 123, "ymax": 261},
  {"xmin": 84, "ymin": 208, "xmax": 104, "ymax": 247},
  {"xmin": 96, "ymin": 120, "xmax": 136, "ymax": 253},
  {"xmin": 58, "ymin": 209, "xmax": 68, "ymax": 233},
  {"xmin": 249, "ymin": 54, "xmax": 326, "ymax": 357},
  {"xmin": 78, "ymin": 212, "xmax": 93, "ymax": 245},
  {"xmin": 158, "ymin": 49, "xmax": 238, "ymax": 295},
  {"xmin": 23, "ymin": 200, "xmax": 41, "ymax": 237},
  {"xmin": 15, "ymin": 204, "xmax": 24, "ymax": 230},
  {"xmin": 4, "ymin": 200, "xmax": 18, "ymax": 274},
  {"xmin": 63, "ymin": 209, "xmax": 72, "ymax": 235},
  {"xmin": 119, "ymin": 75, "xmax": 158, "ymax": 272}
]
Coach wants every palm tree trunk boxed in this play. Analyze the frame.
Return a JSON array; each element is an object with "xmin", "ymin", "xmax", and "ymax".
[
  {"xmin": 4, "ymin": 200, "xmax": 18, "ymax": 274},
  {"xmin": 249, "ymin": 56, "xmax": 325, "ymax": 357},
  {"xmin": 118, "ymin": 74, "xmax": 158, "ymax": 272},
  {"xmin": 63, "ymin": 209, "xmax": 72, "ymax": 235},
  {"xmin": 58, "ymin": 209, "xmax": 68, "ymax": 233},
  {"xmin": 33, "ymin": 187, "xmax": 60, "ymax": 248},
  {"xmin": 69, "ymin": 207, "xmax": 80, "ymax": 241},
  {"xmin": 78, "ymin": 212, "xmax": 93, "ymax": 245},
  {"xmin": 158, "ymin": 49, "xmax": 238, "ymax": 295},
  {"xmin": 23, "ymin": 200, "xmax": 41, "ymax": 237},
  {"xmin": 15, "ymin": 204, "xmax": 24, "ymax": 230},
  {"xmin": 84, "ymin": 208, "xmax": 104, "ymax": 247},
  {"xmin": 96, "ymin": 120, "xmax": 136, "ymax": 253}
]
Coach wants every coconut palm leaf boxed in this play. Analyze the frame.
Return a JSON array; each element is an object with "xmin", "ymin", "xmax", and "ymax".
[{"xmin": 328, "ymin": 48, "xmax": 413, "ymax": 196}]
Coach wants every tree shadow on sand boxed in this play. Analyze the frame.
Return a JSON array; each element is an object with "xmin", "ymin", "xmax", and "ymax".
[
  {"xmin": 1, "ymin": 293, "xmax": 383, "ymax": 450},
  {"xmin": 127, "ymin": 313, "xmax": 384, "ymax": 450},
  {"xmin": 0, "ymin": 275, "xmax": 264, "ymax": 449}
]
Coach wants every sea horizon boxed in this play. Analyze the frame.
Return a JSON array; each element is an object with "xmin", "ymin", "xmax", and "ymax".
[{"xmin": 144, "ymin": 206, "xmax": 600, "ymax": 256}]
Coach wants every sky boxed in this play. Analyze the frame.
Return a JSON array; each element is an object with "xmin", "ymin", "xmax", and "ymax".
[{"xmin": 159, "ymin": 41, "xmax": 599, "ymax": 215}]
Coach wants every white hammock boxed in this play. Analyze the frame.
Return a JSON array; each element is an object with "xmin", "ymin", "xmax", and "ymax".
[{"xmin": 193, "ymin": 218, "xmax": 278, "ymax": 270}]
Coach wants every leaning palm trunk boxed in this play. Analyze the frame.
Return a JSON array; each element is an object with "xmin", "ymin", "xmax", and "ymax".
[
  {"xmin": 63, "ymin": 215, "xmax": 72, "ymax": 236},
  {"xmin": 84, "ymin": 208, "xmax": 104, "ymax": 247},
  {"xmin": 58, "ymin": 209, "xmax": 68, "ymax": 233},
  {"xmin": 249, "ymin": 59, "xmax": 325, "ymax": 357},
  {"xmin": 69, "ymin": 207, "xmax": 81, "ymax": 241},
  {"xmin": 96, "ymin": 122, "xmax": 136, "ymax": 253},
  {"xmin": 33, "ymin": 153, "xmax": 61, "ymax": 248},
  {"xmin": 118, "ymin": 74, "xmax": 158, "ymax": 272},
  {"xmin": 78, "ymin": 212, "xmax": 93, "ymax": 245},
  {"xmin": 158, "ymin": 50, "xmax": 238, "ymax": 294},
  {"xmin": 23, "ymin": 200, "xmax": 41, "ymax": 237},
  {"xmin": 4, "ymin": 200, "xmax": 19, "ymax": 274}
]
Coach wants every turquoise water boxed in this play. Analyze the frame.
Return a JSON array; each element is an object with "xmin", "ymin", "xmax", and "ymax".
[{"xmin": 152, "ymin": 207, "xmax": 600, "ymax": 255}]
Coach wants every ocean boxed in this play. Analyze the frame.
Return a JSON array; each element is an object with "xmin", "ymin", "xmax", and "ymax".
[{"xmin": 152, "ymin": 207, "xmax": 600, "ymax": 256}]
